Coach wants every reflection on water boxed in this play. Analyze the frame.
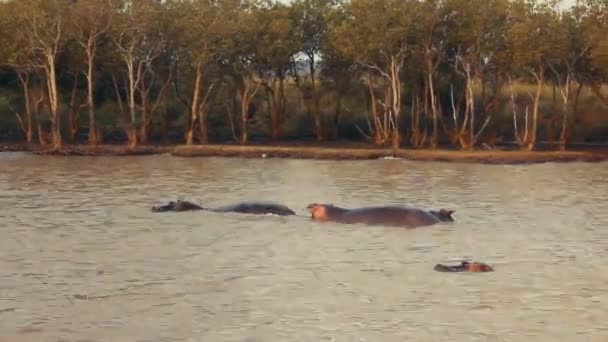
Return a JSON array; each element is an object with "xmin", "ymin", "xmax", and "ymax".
[{"xmin": 0, "ymin": 152, "xmax": 607, "ymax": 341}]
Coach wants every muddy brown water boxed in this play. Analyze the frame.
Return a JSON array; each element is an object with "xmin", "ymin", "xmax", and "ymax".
[{"xmin": 0, "ymin": 152, "xmax": 607, "ymax": 341}]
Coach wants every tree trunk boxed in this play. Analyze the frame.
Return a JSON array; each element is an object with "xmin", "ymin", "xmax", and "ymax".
[
  {"xmin": 309, "ymin": 57, "xmax": 323, "ymax": 141},
  {"xmin": 266, "ymin": 72, "xmax": 287, "ymax": 141},
  {"xmin": 37, "ymin": 118, "xmax": 47, "ymax": 145},
  {"xmin": 86, "ymin": 45, "xmax": 98, "ymax": 146},
  {"xmin": 277, "ymin": 76, "xmax": 286, "ymax": 139},
  {"xmin": 138, "ymin": 71, "xmax": 150, "ymax": 145},
  {"xmin": 238, "ymin": 77, "xmax": 260, "ymax": 145},
  {"xmin": 224, "ymin": 98, "xmax": 238, "ymax": 142},
  {"xmin": 45, "ymin": 55, "xmax": 62, "ymax": 150},
  {"xmin": 137, "ymin": 63, "xmax": 158, "ymax": 146},
  {"xmin": 17, "ymin": 72, "xmax": 33, "ymax": 143},
  {"xmin": 240, "ymin": 96, "xmax": 248, "ymax": 144},
  {"xmin": 267, "ymin": 82, "xmax": 280, "ymax": 141},
  {"xmin": 112, "ymin": 73, "xmax": 125, "ymax": 115},
  {"xmin": 365, "ymin": 75, "xmax": 383, "ymax": 144},
  {"xmin": 466, "ymin": 68, "xmax": 475, "ymax": 150},
  {"xmin": 508, "ymin": 74, "xmax": 527, "ymax": 146},
  {"xmin": 240, "ymin": 86, "xmax": 249, "ymax": 144},
  {"xmin": 139, "ymin": 96, "xmax": 150, "ymax": 145},
  {"xmin": 34, "ymin": 95, "xmax": 47, "ymax": 145},
  {"xmin": 411, "ymin": 93, "xmax": 418, "ymax": 147},
  {"xmin": 67, "ymin": 74, "xmax": 79, "ymax": 143},
  {"xmin": 185, "ymin": 74, "xmax": 199, "ymax": 145},
  {"xmin": 569, "ymin": 82, "xmax": 584, "ymax": 140},
  {"xmin": 389, "ymin": 56, "xmax": 402, "ymax": 150},
  {"xmin": 126, "ymin": 60, "xmax": 138, "ymax": 148},
  {"xmin": 526, "ymin": 66, "xmax": 544, "ymax": 151},
  {"xmin": 558, "ymin": 75, "xmax": 571, "ymax": 151},
  {"xmin": 110, "ymin": 73, "xmax": 126, "ymax": 143},
  {"xmin": 138, "ymin": 66, "xmax": 174, "ymax": 145},
  {"xmin": 411, "ymin": 91, "xmax": 426, "ymax": 148},
  {"xmin": 426, "ymin": 54, "xmax": 438, "ymax": 148}
]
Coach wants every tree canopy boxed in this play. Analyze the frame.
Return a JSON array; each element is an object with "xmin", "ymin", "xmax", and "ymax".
[{"xmin": 0, "ymin": 0, "xmax": 607, "ymax": 151}]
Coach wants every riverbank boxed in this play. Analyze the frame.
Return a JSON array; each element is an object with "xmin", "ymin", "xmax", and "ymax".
[
  {"xmin": 172, "ymin": 144, "xmax": 608, "ymax": 164},
  {"xmin": 3, "ymin": 142, "xmax": 608, "ymax": 164}
]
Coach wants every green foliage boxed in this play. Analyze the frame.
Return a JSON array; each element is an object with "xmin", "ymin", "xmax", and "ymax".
[
  {"xmin": 327, "ymin": 0, "xmax": 414, "ymax": 65},
  {"xmin": 0, "ymin": 0, "xmax": 607, "ymax": 146}
]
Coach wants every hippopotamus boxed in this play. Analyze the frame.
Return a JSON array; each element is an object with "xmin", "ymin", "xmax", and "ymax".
[
  {"xmin": 151, "ymin": 200, "xmax": 203, "ymax": 212},
  {"xmin": 305, "ymin": 203, "xmax": 454, "ymax": 228},
  {"xmin": 211, "ymin": 202, "xmax": 296, "ymax": 216},
  {"xmin": 151, "ymin": 200, "xmax": 296, "ymax": 216},
  {"xmin": 434, "ymin": 261, "xmax": 494, "ymax": 273}
]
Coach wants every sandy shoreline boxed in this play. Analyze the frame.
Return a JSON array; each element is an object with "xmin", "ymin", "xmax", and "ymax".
[{"xmin": 2, "ymin": 142, "xmax": 608, "ymax": 164}]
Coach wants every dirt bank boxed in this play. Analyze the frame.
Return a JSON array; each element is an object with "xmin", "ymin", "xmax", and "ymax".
[
  {"xmin": 173, "ymin": 145, "xmax": 608, "ymax": 164},
  {"xmin": 5, "ymin": 143, "xmax": 608, "ymax": 164}
]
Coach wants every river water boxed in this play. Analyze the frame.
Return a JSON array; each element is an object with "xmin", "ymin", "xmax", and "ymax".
[{"xmin": 0, "ymin": 152, "xmax": 607, "ymax": 342}]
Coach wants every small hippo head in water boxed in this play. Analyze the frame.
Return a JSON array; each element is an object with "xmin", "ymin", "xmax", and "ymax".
[
  {"xmin": 306, "ymin": 203, "xmax": 348, "ymax": 221},
  {"xmin": 434, "ymin": 261, "xmax": 493, "ymax": 273},
  {"xmin": 306, "ymin": 203, "xmax": 328, "ymax": 220},
  {"xmin": 429, "ymin": 209, "xmax": 455, "ymax": 222},
  {"xmin": 151, "ymin": 201, "xmax": 177, "ymax": 212},
  {"xmin": 151, "ymin": 200, "xmax": 204, "ymax": 212}
]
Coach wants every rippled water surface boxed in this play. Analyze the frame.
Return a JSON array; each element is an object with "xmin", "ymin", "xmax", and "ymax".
[{"xmin": 0, "ymin": 152, "xmax": 607, "ymax": 341}]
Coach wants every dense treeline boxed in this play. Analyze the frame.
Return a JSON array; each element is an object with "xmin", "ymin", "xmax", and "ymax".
[{"xmin": 0, "ymin": 0, "xmax": 606, "ymax": 151}]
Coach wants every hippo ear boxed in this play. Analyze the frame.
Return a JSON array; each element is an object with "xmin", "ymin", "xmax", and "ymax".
[
  {"xmin": 432, "ymin": 209, "xmax": 455, "ymax": 221},
  {"xmin": 441, "ymin": 209, "xmax": 454, "ymax": 216}
]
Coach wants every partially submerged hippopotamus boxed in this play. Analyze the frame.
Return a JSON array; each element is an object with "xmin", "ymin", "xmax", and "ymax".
[
  {"xmin": 151, "ymin": 200, "xmax": 296, "ymax": 216},
  {"xmin": 305, "ymin": 203, "xmax": 454, "ymax": 228},
  {"xmin": 151, "ymin": 200, "xmax": 203, "ymax": 212},
  {"xmin": 213, "ymin": 202, "xmax": 296, "ymax": 216},
  {"xmin": 434, "ymin": 261, "xmax": 494, "ymax": 273}
]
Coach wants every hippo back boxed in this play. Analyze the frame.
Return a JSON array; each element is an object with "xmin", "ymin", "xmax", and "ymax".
[
  {"xmin": 151, "ymin": 200, "xmax": 203, "ymax": 212},
  {"xmin": 214, "ymin": 202, "xmax": 296, "ymax": 216},
  {"xmin": 338, "ymin": 206, "xmax": 440, "ymax": 227}
]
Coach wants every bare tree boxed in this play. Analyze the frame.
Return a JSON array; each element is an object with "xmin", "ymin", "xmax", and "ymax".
[
  {"xmin": 111, "ymin": 1, "xmax": 165, "ymax": 148},
  {"xmin": 71, "ymin": 0, "xmax": 114, "ymax": 146},
  {"xmin": 18, "ymin": 0, "xmax": 71, "ymax": 150}
]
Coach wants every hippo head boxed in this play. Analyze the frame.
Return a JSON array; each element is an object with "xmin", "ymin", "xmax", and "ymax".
[
  {"xmin": 306, "ymin": 203, "xmax": 330, "ymax": 221},
  {"xmin": 463, "ymin": 261, "xmax": 494, "ymax": 272},
  {"xmin": 430, "ymin": 209, "xmax": 455, "ymax": 222},
  {"xmin": 434, "ymin": 261, "xmax": 494, "ymax": 272},
  {"xmin": 306, "ymin": 203, "xmax": 349, "ymax": 221},
  {"xmin": 151, "ymin": 201, "xmax": 176, "ymax": 212}
]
